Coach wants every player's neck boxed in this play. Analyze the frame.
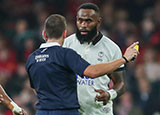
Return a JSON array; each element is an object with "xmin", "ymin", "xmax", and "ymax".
[{"xmin": 90, "ymin": 31, "xmax": 99, "ymax": 43}]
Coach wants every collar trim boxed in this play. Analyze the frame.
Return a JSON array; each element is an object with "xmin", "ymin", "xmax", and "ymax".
[
  {"xmin": 40, "ymin": 42, "xmax": 60, "ymax": 48},
  {"xmin": 92, "ymin": 32, "xmax": 103, "ymax": 45}
]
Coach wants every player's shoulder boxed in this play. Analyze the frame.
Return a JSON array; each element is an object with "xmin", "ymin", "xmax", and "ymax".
[
  {"xmin": 101, "ymin": 35, "xmax": 121, "ymax": 50},
  {"xmin": 63, "ymin": 33, "xmax": 79, "ymax": 48},
  {"xmin": 64, "ymin": 33, "xmax": 77, "ymax": 43},
  {"xmin": 102, "ymin": 35, "xmax": 119, "ymax": 46},
  {"xmin": 66, "ymin": 33, "xmax": 76, "ymax": 40},
  {"xmin": 100, "ymin": 34, "xmax": 122, "ymax": 59}
]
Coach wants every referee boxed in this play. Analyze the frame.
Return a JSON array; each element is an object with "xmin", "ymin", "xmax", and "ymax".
[{"xmin": 25, "ymin": 14, "xmax": 138, "ymax": 115}]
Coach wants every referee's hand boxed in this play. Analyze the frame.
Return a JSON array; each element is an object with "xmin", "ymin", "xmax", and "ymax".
[{"xmin": 123, "ymin": 41, "xmax": 139, "ymax": 62}]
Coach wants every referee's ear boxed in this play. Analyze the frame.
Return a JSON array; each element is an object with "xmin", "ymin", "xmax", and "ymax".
[
  {"xmin": 63, "ymin": 30, "xmax": 67, "ymax": 39},
  {"xmin": 42, "ymin": 30, "xmax": 47, "ymax": 42}
]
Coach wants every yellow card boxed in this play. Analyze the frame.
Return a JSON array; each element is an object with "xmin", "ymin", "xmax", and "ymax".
[{"xmin": 134, "ymin": 45, "xmax": 139, "ymax": 51}]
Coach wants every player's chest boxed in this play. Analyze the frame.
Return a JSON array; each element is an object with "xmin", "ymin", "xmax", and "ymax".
[{"xmin": 72, "ymin": 45, "xmax": 111, "ymax": 64}]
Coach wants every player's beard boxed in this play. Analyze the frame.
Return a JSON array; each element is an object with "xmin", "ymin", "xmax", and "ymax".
[{"xmin": 76, "ymin": 26, "xmax": 97, "ymax": 44}]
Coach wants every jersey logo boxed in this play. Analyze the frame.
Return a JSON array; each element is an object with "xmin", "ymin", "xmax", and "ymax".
[
  {"xmin": 35, "ymin": 54, "xmax": 49, "ymax": 62},
  {"xmin": 97, "ymin": 51, "xmax": 104, "ymax": 62},
  {"xmin": 98, "ymin": 51, "xmax": 104, "ymax": 57}
]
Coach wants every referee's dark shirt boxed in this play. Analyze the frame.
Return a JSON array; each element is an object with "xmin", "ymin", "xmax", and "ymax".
[{"xmin": 26, "ymin": 42, "xmax": 90, "ymax": 110}]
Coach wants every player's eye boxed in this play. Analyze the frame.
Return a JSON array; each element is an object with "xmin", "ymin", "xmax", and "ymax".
[
  {"xmin": 86, "ymin": 19, "xmax": 92, "ymax": 23},
  {"xmin": 77, "ymin": 18, "xmax": 83, "ymax": 23}
]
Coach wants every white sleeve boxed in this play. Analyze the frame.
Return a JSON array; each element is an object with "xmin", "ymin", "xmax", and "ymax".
[{"xmin": 113, "ymin": 45, "xmax": 124, "ymax": 68}]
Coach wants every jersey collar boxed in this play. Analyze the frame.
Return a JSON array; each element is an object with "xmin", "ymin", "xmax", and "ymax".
[
  {"xmin": 92, "ymin": 32, "xmax": 103, "ymax": 45},
  {"xmin": 40, "ymin": 42, "xmax": 60, "ymax": 48}
]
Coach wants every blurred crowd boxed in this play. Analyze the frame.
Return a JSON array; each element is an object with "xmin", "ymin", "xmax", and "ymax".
[{"xmin": 0, "ymin": 0, "xmax": 160, "ymax": 115}]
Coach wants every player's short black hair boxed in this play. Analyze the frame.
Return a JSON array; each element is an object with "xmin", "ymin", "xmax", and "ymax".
[
  {"xmin": 77, "ymin": 3, "xmax": 100, "ymax": 13},
  {"xmin": 44, "ymin": 14, "xmax": 66, "ymax": 39}
]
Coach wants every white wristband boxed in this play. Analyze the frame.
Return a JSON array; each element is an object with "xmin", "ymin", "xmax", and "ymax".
[
  {"xmin": 107, "ymin": 89, "xmax": 117, "ymax": 100},
  {"xmin": 10, "ymin": 101, "xmax": 22, "ymax": 113}
]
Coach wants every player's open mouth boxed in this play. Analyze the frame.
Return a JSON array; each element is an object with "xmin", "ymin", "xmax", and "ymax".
[{"xmin": 80, "ymin": 31, "xmax": 88, "ymax": 35}]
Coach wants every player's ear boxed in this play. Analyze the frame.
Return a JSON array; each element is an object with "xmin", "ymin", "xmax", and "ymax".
[
  {"xmin": 97, "ymin": 17, "xmax": 102, "ymax": 31},
  {"xmin": 42, "ymin": 30, "xmax": 47, "ymax": 42},
  {"xmin": 63, "ymin": 30, "xmax": 67, "ymax": 39}
]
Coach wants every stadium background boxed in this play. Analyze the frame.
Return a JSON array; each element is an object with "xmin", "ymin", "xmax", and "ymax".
[{"xmin": 0, "ymin": 0, "xmax": 160, "ymax": 115}]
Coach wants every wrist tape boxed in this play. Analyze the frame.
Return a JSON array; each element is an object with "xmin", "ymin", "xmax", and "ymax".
[
  {"xmin": 10, "ymin": 101, "xmax": 22, "ymax": 113},
  {"xmin": 107, "ymin": 89, "xmax": 117, "ymax": 100}
]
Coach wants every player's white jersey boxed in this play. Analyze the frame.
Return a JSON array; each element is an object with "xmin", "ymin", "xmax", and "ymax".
[{"xmin": 63, "ymin": 33, "xmax": 123, "ymax": 115}]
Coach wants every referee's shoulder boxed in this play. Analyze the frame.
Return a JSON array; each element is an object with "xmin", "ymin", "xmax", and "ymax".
[
  {"xmin": 25, "ymin": 50, "xmax": 36, "ymax": 69},
  {"xmin": 62, "ymin": 46, "xmax": 76, "ymax": 53},
  {"xmin": 27, "ymin": 49, "xmax": 37, "ymax": 59}
]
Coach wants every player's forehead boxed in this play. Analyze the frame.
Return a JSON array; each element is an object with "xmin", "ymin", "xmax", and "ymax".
[{"xmin": 77, "ymin": 9, "xmax": 98, "ymax": 19}]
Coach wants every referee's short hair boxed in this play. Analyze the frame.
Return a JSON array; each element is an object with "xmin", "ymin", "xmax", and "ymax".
[
  {"xmin": 77, "ymin": 3, "xmax": 100, "ymax": 14},
  {"xmin": 44, "ymin": 14, "xmax": 67, "ymax": 39}
]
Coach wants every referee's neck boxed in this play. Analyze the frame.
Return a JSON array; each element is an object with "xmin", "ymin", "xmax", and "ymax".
[{"xmin": 47, "ymin": 37, "xmax": 63, "ymax": 46}]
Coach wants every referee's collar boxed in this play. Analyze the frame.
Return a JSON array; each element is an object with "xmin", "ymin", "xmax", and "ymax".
[
  {"xmin": 92, "ymin": 32, "xmax": 103, "ymax": 45},
  {"xmin": 40, "ymin": 42, "xmax": 60, "ymax": 48}
]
